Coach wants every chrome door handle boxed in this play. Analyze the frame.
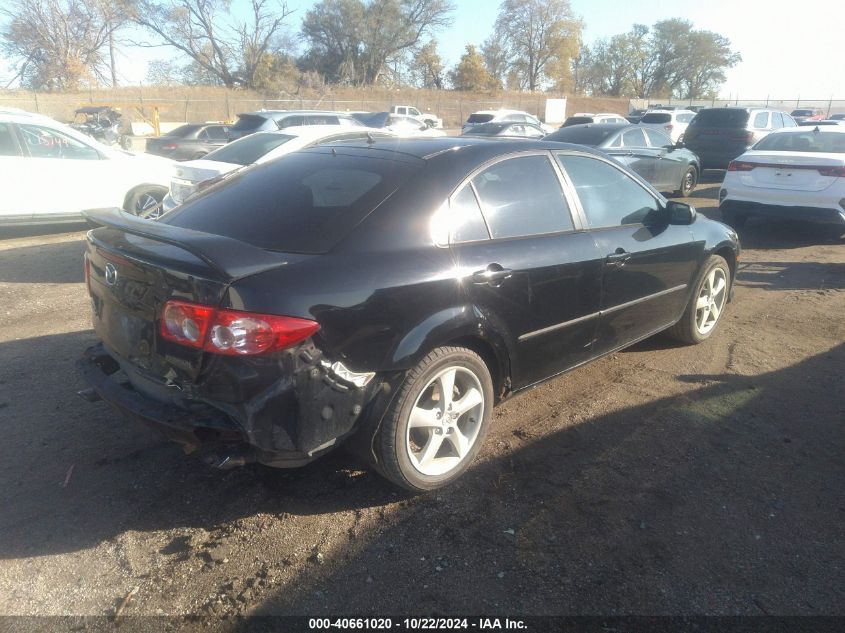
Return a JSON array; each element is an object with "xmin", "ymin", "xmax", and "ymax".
[
  {"xmin": 606, "ymin": 249, "xmax": 631, "ymax": 268},
  {"xmin": 471, "ymin": 265, "xmax": 513, "ymax": 286}
]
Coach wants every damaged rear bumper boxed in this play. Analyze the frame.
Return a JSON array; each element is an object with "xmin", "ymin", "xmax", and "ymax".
[{"xmin": 78, "ymin": 343, "xmax": 387, "ymax": 468}]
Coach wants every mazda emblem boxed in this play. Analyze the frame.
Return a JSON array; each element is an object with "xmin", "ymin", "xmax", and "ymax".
[{"xmin": 104, "ymin": 262, "xmax": 118, "ymax": 286}]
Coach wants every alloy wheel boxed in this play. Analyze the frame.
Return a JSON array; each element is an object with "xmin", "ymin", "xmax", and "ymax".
[
  {"xmin": 135, "ymin": 193, "xmax": 163, "ymax": 219},
  {"xmin": 695, "ymin": 267, "xmax": 728, "ymax": 335},
  {"xmin": 405, "ymin": 366, "xmax": 485, "ymax": 477}
]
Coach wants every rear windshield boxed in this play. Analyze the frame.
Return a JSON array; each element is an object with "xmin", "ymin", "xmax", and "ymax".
[
  {"xmin": 467, "ymin": 123, "xmax": 509, "ymax": 135},
  {"xmin": 467, "ymin": 114, "xmax": 494, "ymax": 124},
  {"xmin": 563, "ymin": 116, "xmax": 594, "ymax": 126},
  {"xmin": 544, "ymin": 125, "xmax": 619, "ymax": 146},
  {"xmin": 231, "ymin": 114, "xmax": 269, "ymax": 131},
  {"xmin": 791, "ymin": 109, "xmax": 815, "ymax": 117},
  {"xmin": 689, "ymin": 109, "xmax": 750, "ymax": 128},
  {"xmin": 753, "ymin": 130, "xmax": 845, "ymax": 153},
  {"xmin": 641, "ymin": 113, "xmax": 671, "ymax": 124},
  {"xmin": 166, "ymin": 124, "xmax": 203, "ymax": 138},
  {"xmin": 162, "ymin": 152, "xmax": 418, "ymax": 253},
  {"xmin": 205, "ymin": 133, "xmax": 294, "ymax": 166}
]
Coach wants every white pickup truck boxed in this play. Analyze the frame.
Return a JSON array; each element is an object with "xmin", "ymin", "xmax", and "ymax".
[{"xmin": 389, "ymin": 105, "xmax": 442, "ymax": 129}]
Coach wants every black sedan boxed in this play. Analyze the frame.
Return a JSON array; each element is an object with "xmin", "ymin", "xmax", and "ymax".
[
  {"xmin": 462, "ymin": 121, "xmax": 547, "ymax": 138},
  {"xmin": 145, "ymin": 123, "xmax": 230, "ymax": 160},
  {"xmin": 545, "ymin": 123, "xmax": 701, "ymax": 197},
  {"xmin": 79, "ymin": 137, "xmax": 739, "ymax": 491}
]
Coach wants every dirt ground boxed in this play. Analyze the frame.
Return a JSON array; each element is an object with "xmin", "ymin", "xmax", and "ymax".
[{"xmin": 0, "ymin": 174, "xmax": 843, "ymax": 623}]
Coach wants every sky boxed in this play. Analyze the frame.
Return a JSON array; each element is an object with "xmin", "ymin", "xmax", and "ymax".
[{"xmin": 3, "ymin": 0, "xmax": 845, "ymax": 98}]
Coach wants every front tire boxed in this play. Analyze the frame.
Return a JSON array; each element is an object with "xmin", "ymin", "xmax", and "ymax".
[
  {"xmin": 376, "ymin": 347, "xmax": 494, "ymax": 492},
  {"xmin": 667, "ymin": 255, "xmax": 731, "ymax": 344}
]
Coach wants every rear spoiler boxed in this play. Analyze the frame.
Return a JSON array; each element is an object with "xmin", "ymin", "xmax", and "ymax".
[{"xmin": 82, "ymin": 207, "xmax": 291, "ymax": 280}]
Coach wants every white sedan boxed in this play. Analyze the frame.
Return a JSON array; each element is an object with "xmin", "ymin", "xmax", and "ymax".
[
  {"xmin": 162, "ymin": 125, "xmax": 392, "ymax": 212},
  {"xmin": 719, "ymin": 127, "xmax": 845, "ymax": 231},
  {"xmin": 0, "ymin": 108, "xmax": 173, "ymax": 225}
]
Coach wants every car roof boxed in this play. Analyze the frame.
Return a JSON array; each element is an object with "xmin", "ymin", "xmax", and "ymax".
[
  {"xmin": 258, "ymin": 124, "xmax": 385, "ymax": 139},
  {"xmin": 471, "ymin": 109, "xmax": 533, "ymax": 116},
  {"xmin": 238, "ymin": 110, "xmax": 357, "ymax": 118},
  {"xmin": 769, "ymin": 125, "xmax": 845, "ymax": 134},
  {"xmin": 301, "ymin": 136, "xmax": 606, "ymax": 164}
]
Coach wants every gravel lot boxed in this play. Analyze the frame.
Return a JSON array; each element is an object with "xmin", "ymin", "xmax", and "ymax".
[{"xmin": 0, "ymin": 174, "xmax": 843, "ymax": 621}]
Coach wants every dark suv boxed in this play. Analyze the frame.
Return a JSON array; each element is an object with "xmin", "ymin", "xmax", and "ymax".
[
  {"xmin": 683, "ymin": 108, "xmax": 797, "ymax": 169},
  {"xmin": 228, "ymin": 110, "xmax": 363, "ymax": 139}
]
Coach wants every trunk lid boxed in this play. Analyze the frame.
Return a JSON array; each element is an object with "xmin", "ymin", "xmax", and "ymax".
[
  {"xmin": 738, "ymin": 152, "xmax": 844, "ymax": 191},
  {"xmin": 83, "ymin": 208, "xmax": 301, "ymax": 381}
]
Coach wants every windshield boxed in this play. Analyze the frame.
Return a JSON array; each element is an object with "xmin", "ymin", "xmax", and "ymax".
[
  {"xmin": 753, "ymin": 131, "xmax": 845, "ymax": 153},
  {"xmin": 563, "ymin": 116, "xmax": 594, "ymax": 126},
  {"xmin": 467, "ymin": 114, "xmax": 495, "ymax": 124},
  {"xmin": 544, "ymin": 126, "xmax": 619, "ymax": 146},
  {"xmin": 163, "ymin": 152, "xmax": 419, "ymax": 253},
  {"xmin": 204, "ymin": 132, "xmax": 295, "ymax": 166}
]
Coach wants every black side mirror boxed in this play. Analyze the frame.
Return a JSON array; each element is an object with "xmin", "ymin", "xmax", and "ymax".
[{"xmin": 667, "ymin": 200, "xmax": 696, "ymax": 225}]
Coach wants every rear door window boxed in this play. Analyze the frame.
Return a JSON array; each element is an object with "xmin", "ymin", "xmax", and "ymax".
[
  {"xmin": 641, "ymin": 113, "xmax": 672, "ymax": 124},
  {"xmin": 621, "ymin": 128, "xmax": 647, "ymax": 147},
  {"xmin": 471, "ymin": 155, "xmax": 574, "ymax": 239},
  {"xmin": 163, "ymin": 152, "xmax": 418, "ymax": 253},
  {"xmin": 205, "ymin": 126, "xmax": 229, "ymax": 140},
  {"xmin": 771, "ymin": 112, "xmax": 784, "ymax": 129},
  {"xmin": 18, "ymin": 124, "xmax": 100, "ymax": 160},
  {"xmin": 556, "ymin": 154, "xmax": 661, "ymax": 228},
  {"xmin": 279, "ymin": 116, "xmax": 304, "ymax": 128},
  {"xmin": 446, "ymin": 185, "xmax": 490, "ymax": 243},
  {"xmin": 231, "ymin": 115, "xmax": 268, "ymax": 133},
  {"xmin": 644, "ymin": 129, "xmax": 671, "ymax": 147}
]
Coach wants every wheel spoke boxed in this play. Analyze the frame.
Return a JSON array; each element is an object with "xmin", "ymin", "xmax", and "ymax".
[
  {"xmin": 446, "ymin": 428, "xmax": 470, "ymax": 458},
  {"xmin": 710, "ymin": 301, "xmax": 721, "ymax": 320},
  {"xmin": 417, "ymin": 432, "xmax": 444, "ymax": 468},
  {"xmin": 696, "ymin": 294, "xmax": 710, "ymax": 310},
  {"xmin": 706, "ymin": 270, "xmax": 716, "ymax": 294},
  {"xmin": 712, "ymin": 276, "xmax": 726, "ymax": 298},
  {"xmin": 409, "ymin": 405, "xmax": 440, "ymax": 429},
  {"xmin": 452, "ymin": 387, "xmax": 482, "ymax": 416},
  {"xmin": 437, "ymin": 369, "xmax": 456, "ymax": 410}
]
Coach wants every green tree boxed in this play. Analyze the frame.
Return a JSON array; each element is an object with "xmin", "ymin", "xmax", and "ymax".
[
  {"xmin": 490, "ymin": 0, "xmax": 581, "ymax": 91},
  {"xmin": 449, "ymin": 44, "xmax": 494, "ymax": 91},
  {"xmin": 411, "ymin": 40, "xmax": 445, "ymax": 89}
]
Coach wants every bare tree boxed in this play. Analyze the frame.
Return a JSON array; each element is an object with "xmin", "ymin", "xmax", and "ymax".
[
  {"xmin": 491, "ymin": 0, "xmax": 581, "ymax": 91},
  {"xmin": 301, "ymin": 0, "xmax": 453, "ymax": 86},
  {"xmin": 128, "ymin": 0, "xmax": 292, "ymax": 89},
  {"xmin": 410, "ymin": 40, "xmax": 444, "ymax": 89},
  {"xmin": 1, "ymin": 0, "xmax": 126, "ymax": 90}
]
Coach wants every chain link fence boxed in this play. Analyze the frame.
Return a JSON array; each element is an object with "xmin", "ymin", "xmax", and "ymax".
[{"xmin": 630, "ymin": 97, "xmax": 845, "ymax": 116}]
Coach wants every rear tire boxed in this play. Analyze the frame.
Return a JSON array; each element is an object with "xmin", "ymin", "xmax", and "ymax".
[
  {"xmin": 125, "ymin": 186, "xmax": 167, "ymax": 219},
  {"xmin": 667, "ymin": 255, "xmax": 731, "ymax": 345},
  {"xmin": 376, "ymin": 346, "xmax": 494, "ymax": 492},
  {"xmin": 674, "ymin": 166, "xmax": 698, "ymax": 197}
]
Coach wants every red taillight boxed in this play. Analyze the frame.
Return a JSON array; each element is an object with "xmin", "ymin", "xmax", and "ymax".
[
  {"xmin": 817, "ymin": 165, "xmax": 845, "ymax": 177},
  {"xmin": 161, "ymin": 301, "xmax": 215, "ymax": 349},
  {"xmin": 665, "ymin": 124, "xmax": 674, "ymax": 131},
  {"xmin": 731, "ymin": 130, "xmax": 754, "ymax": 144},
  {"xmin": 159, "ymin": 300, "xmax": 320, "ymax": 356},
  {"xmin": 727, "ymin": 160, "xmax": 757, "ymax": 172}
]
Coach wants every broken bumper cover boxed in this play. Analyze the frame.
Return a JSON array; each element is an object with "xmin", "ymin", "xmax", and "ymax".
[{"xmin": 78, "ymin": 343, "xmax": 378, "ymax": 468}]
